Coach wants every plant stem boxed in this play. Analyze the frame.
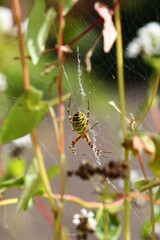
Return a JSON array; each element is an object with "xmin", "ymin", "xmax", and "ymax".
[
  {"xmin": 31, "ymin": 130, "xmax": 57, "ymax": 213},
  {"xmin": 149, "ymin": 189, "xmax": 155, "ymax": 240},
  {"xmin": 11, "ymin": 0, "xmax": 30, "ymax": 90},
  {"xmin": 137, "ymin": 131, "xmax": 155, "ymax": 240},
  {"xmin": 137, "ymin": 151, "xmax": 148, "ymax": 181},
  {"xmin": 114, "ymin": 1, "xmax": 130, "ymax": 239},
  {"xmin": 123, "ymin": 150, "xmax": 130, "ymax": 240},
  {"xmin": 12, "ymin": 1, "xmax": 57, "ymax": 235},
  {"xmin": 55, "ymin": 1, "xmax": 66, "ymax": 239},
  {"xmin": 114, "ymin": 3, "xmax": 126, "ymax": 138},
  {"xmin": 57, "ymin": 0, "xmax": 66, "ymax": 199}
]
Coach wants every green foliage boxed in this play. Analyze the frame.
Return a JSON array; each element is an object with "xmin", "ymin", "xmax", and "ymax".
[
  {"xmin": 0, "ymin": 176, "xmax": 24, "ymax": 189},
  {"xmin": 6, "ymin": 158, "xmax": 26, "ymax": 178},
  {"xmin": 149, "ymin": 134, "xmax": 160, "ymax": 177},
  {"xmin": 0, "ymin": 86, "xmax": 50, "ymax": 143},
  {"xmin": 124, "ymin": 131, "xmax": 160, "ymax": 177},
  {"xmin": 16, "ymin": 158, "xmax": 40, "ymax": 217},
  {"xmin": 141, "ymin": 206, "xmax": 160, "ymax": 239},
  {"xmin": 16, "ymin": 158, "xmax": 59, "ymax": 217},
  {"xmin": 0, "ymin": 158, "xmax": 25, "ymax": 189},
  {"xmin": 123, "ymin": 131, "xmax": 155, "ymax": 155},
  {"xmin": 95, "ymin": 210, "xmax": 121, "ymax": 240},
  {"xmin": 132, "ymin": 179, "xmax": 148, "ymax": 192},
  {"xmin": 62, "ymin": 0, "xmax": 79, "ymax": 16},
  {"xmin": 27, "ymin": 0, "xmax": 56, "ymax": 64}
]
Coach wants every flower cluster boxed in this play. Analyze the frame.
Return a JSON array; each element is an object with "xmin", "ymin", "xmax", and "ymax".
[
  {"xmin": 126, "ymin": 22, "xmax": 160, "ymax": 58},
  {"xmin": 68, "ymin": 159, "xmax": 127, "ymax": 180},
  {"xmin": 73, "ymin": 208, "xmax": 97, "ymax": 239}
]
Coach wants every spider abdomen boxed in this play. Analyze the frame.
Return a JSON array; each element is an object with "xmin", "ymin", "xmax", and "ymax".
[{"xmin": 72, "ymin": 111, "xmax": 87, "ymax": 134}]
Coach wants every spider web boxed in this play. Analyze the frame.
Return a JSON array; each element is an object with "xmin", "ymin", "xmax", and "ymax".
[{"xmin": 1, "ymin": 0, "xmax": 160, "ymax": 239}]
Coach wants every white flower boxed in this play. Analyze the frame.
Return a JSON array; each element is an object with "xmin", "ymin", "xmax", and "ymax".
[
  {"xmin": 72, "ymin": 213, "xmax": 80, "ymax": 225},
  {"xmin": 126, "ymin": 22, "xmax": 160, "ymax": 58},
  {"xmin": 12, "ymin": 18, "xmax": 28, "ymax": 36},
  {"xmin": 155, "ymin": 223, "xmax": 160, "ymax": 235},
  {"xmin": 12, "ymin": 134, "xmax": 32, "ymax": 148},
  {"xmin": 72, "ymin": 208, "xmax": 97, "ymax": 230},
  {"xmin": 0, "ymin": 7, "xmax": 28, "ymax": 36},
  {"xmin": 0, "ymin": 7, "xmax": 13, "ymax": 34},
  {"xmin": 126, "ymin": 38, "xmax": 141, "ymax": 58},
  {"xmin": 0, "ymin": 72, "xmax": 7, "ymax": 92}
]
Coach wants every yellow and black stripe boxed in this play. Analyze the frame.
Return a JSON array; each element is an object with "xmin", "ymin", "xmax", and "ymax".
[{"xmin": 72, "ymin": 112, "xmax": 87, "ymax": 134}]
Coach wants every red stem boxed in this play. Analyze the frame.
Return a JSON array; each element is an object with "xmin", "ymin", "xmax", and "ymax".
[
  {"xmin": 137, "ymin": 151, "xmax": 148, "ymax": 183},
  {"xmin": 68, "ymin": 17, "xmax": 102, "ymax": 47},
  {"xmin": 34, "ymin": 197, "xmax": 54, "ymax": 227},
  {"xmin": 42, "ymin": 0, "xmax": 120, "ymax": 55}
]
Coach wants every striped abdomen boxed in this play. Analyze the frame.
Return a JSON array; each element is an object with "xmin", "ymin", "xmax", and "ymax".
[{"xmin": 72, "ymin": 112, "xmax": 87, "ymax": 134}]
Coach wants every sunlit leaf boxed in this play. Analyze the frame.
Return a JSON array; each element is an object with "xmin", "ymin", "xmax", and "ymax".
[
  {"xmin": 16, "ymin": 158, "xmax": 40, "ymax": 217},
  {"xmin": 37, "ymin": 8, "xmax": 56, "ymax": 53},
  {"xmin": 6, "ymin": 158, "xmax": 26, "ymax": 177},
  {"xmin": 95, "ymin": 210, "xmax": 121, "ymax": 240},
  {"xmin": 0, "ymin": 86, "xmax": 49, "ymax": 143},
  {"xmin": 94, "ymin": 2, "xmax": 117, "ymax": 53},
  {"xmin": 27, "ymin": 0, "xmax": 56, "ymax": 64}
]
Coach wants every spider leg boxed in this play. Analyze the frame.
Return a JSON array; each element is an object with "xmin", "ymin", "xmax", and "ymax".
[
  {"xmin": 85, "ymin": 133, "xmax": 111, "ymax": 157},
  {"xmin": 69, "ymin": 135, "xmax": 86, "ymax": 155},
  {"xmin": 86, "ymin": 121, "xmax": 99, "ymax": 133},
  {"xmin": 85, "ymin": 100, "xmax": 90, "ymax": 130},
  {"xmin": 67, "ymin": 98, "xmax": 72, "ymax": 124}
]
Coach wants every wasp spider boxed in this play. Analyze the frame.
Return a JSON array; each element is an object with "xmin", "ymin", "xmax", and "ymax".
[{"xmin": 67, "ymin": 98, "xmax": 111, "ymax": 157}]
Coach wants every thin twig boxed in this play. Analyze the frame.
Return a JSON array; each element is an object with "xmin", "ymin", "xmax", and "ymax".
[{"xmin": 11, "ymin": 0, "xmax": 30, "ymax": 90}]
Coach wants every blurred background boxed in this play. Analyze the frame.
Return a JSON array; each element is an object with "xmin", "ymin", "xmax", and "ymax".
[{"xmin": 0, "ymin": 0, "xmax": 160, "ymax": 239}]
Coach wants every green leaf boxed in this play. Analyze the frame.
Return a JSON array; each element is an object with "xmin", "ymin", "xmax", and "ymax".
[
  {"xmin": 0, "ymin": 86, "xmax": 49, "ymax": 143},
  {"xmin": 16, "ymin": 158, "xmax": 40, "ymax": 217},
  {"xmin": 132, "ymin": 178, "xmax": 158, "ymax": 192},
  {"xmin": 132, "ymin": 179, "xmax": 148, "ymax": 192},
  {"xmin": 141, "ymin": 206, "xmax": 160, "ymax": 239},
  {"xmin": 36, "ymin": 164, "xmax": 60, "ymax": 194},
  {"xmin": 149, "ymin": 134, "xmax": 160, "ymax": 177},
  {"xmin": 47, "ymin": 164, "xmax": 60, "ymax": 180},
  {"xmin": 95, "ymin": 210, "xmax": 121, "ymax": 240},
  {"xmin": 63, "ymin": 0, "xmax": 79, "ymax": 16},
  {"xmin": 6, "ymin": 158, "xmax": 26, "ymax": 178},
  {"xmin": 27, "ymin": 0, "xmax": 56, "ymax": 64},
  {"xmin": 0, "ymin": 177, "xmax": 24, "ymax": 189}
]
